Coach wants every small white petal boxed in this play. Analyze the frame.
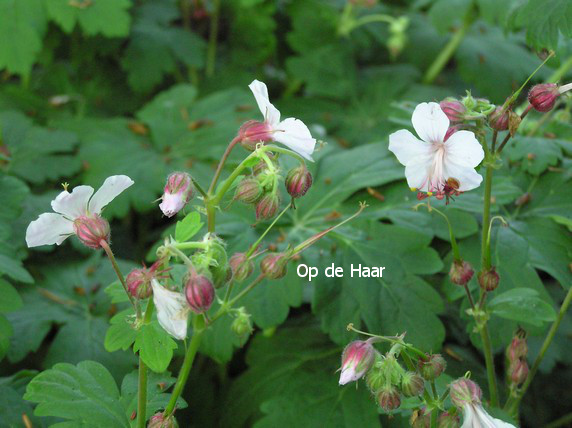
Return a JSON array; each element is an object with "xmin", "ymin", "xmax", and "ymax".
[
  {"xmin": 159, "ymin": 192, "xmax": 186, "ymax": 218},
  {"xmin": 443, "ymin": 159, "xmax": 483, "ymax": 192},
  {"xmin": 403, "ymin": 154, "xmax": 434, "ymax": 191},
  {"xmin": 25, "ymin": 213, "xmax": 74, "ymax": 247},
  {"xmin": 273, "ymin": 117, "xmax": 316, "ymax": 161},
  {"xmin": 338, "ymin": 367, "xmax": 359, "ymax": 385},
  {"xmin": 412, "ymin": 102, "xmax": 450, "ymax": 144},
  {"xmin": 88, "ymin": 175, "xmax": 134, "ymax": 215},
  {"xmin": 249, "ymin": 80, "xmax": 281, "ymax": 125},
  {"xmin": 388, "ymin": 129, "xmax": 432, "ymax": 166},
  {"xmin": 51, "ymin": 186, "xmax": 94, "ymax": 219},
  {"xmin": 445, "ymin": 130, "xmax": 485, "ymax": 168},
  {"xmin": 151, "ymin": 279, "xmax": 189, "ymax": 340},
  {"xmin": 474, "ymin": 405, "xmax": 516, "ymax": 428}
]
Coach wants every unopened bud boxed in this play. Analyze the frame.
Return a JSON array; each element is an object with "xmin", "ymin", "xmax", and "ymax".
[
  {"xmin": 509, "ymin": 359, "xmax": 529, "ymax": 385},
  {"xmin": 148, "ymin": 413, "xmax": 178, "ymax": 428},
  {"xmin": 126, "ymin": 261, "xmax": 164, "ymax": 299},
  {"xmin": 401, "ymin": 371, "xmax": 425, "ymax": 397},
  {"xmin": 418, "ymin": 353, "xmax": 446, "ymax": 380},
  {"xmin": 260, "ymin": 252, "xmax": 288, "ymax": 279},
  {"xmin": 184, "ymin": 273, "xmax": 214, "ymax": 313},
  {"xmin": 488, "ymin": 106, "xmax": 509, "ymax": 131},
  {"xmin": 449, "ymin": 260, "xmax": 474, "ymax": 286},
  {"xmin": 410, "ymin": 408, "xmax": 431, "ymax": 428},
  {"xmin": 229, "ymin": 253, "xmax": 254, "ymax": 283},
  {"xmin": 285, "ymin": 165, "xmax": 313, "ymax": 198},
  {"xmin": 159, "ymin": 172, "xmax": 194, "ymax": 217},
  {"xmin": 73, "ymin": 214, "xmax": 110, "ymax": 249},
  {"xmin": 508, "ymin": 111, "xmax": 522, "ymax": 136},
  {"xmin": 440, "ymin": 99, "xmax": 467, "ymax": 123},
  {"xmin": 507, "ymin": 330, "xmax": 528, "ymax": 361},
  {"xmin": 235, "ymin": 178, "xmax": 263, "ymax": 204},
  {"xmin": 339, "ymin": 340, "xmax": 376, "ymax": 385},
  {"xmin": 377, "ymin": 385, "xmax": 401, "ymax": 411},
  {"xmin": 365, "ymin": 363, "xmax": 386, "ymax": 392},
  {"xmin": 231, "ymin": 307, "xmax": 253, "ymax": 337},
  {"xmin": 528, "ymin": 83, "xmax": 560, "ymax": 112},
  {"xmin": 256, "ymin": 193, "xmax": 280, "ymax": 220},
  {"xmin": 444, "ymin": 125, "xmax": 461, "ymax": 142},
  {"xmin": 478, "ymin": 267, "xmax": 499, "ymax": 292},
  {"xmin": 450, "ymin": 378, "xmax": 482, "ymax": 408},
  {"xmin": 438, "ymin": 411, "xmax": 460, "ymax": 428},
  {"xmin": 238, "ymin": 120, "xmax": 273, "ymax": 150}
]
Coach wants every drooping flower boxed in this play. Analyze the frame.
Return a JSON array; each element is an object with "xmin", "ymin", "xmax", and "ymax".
[
  {"xmin": 388, "ymin": 103, "xmax": 484, "ymax": 195},
  {"xmin": 26, "ymin": 175, "xmax": 134, "ymax": 248},
  {"xmin": 159, "ymin": 172, "xmax": 194, "ymax": 218},
  {"xmin": 339, "ymin": 340, "xmax": 376, "ymax": 385},
  {"xmin": 151, "ymin": 279, "xmax": 190, "ymax": 340},
  {"xmin": 241, "ymin": 80, "xmax": 317, "ymax": 161}
]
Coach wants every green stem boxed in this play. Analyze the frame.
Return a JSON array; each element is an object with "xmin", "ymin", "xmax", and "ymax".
[
  {"xmin": 430, "ymin": 408, "xmax": 438, "ymax": 428},
  {"xmin": 543, "ymin": 412, "xmax": 572, "ymax": 428},
  {"xmin": 173, "ymin": 242, "xmax": 209, "ymax": 251},
  {"xmin": 137, "ymin": 295, "xmax": 155, "ymax": 427},
  {"xmin": 415, "ymin": 203, "xmax": 461, "ymax": 261},
  {"xmin": 422, "ymin": 7, "xmax": 475, "ymax": 84},
  {"xmin": 480, "ymin": 324, "xmax": 498, "ymax": 407},
  {"xmin": 164, "ymin": 317, "xmax": 205, "ymax": 417},
  {"xmin": 548, "ymin": 55, "xmax": 572, "ymax": 83},
  {"xmin": 346, "ymin": 324, "xmax": 426, "ymax": 359},
  {"xmin": 210, "ymin": 274, "xmax": 266, "ymax": 325},
  {"xmin": 208, "ymin": 136, "xmax": 241, "ymax": 195},
  {"xmin": 505, "ymin": 285, "xmax": 572, "ymax": 414},
  {"xmin": 205, "ymin": 0, "xmax": 220, "ymax": 77}
]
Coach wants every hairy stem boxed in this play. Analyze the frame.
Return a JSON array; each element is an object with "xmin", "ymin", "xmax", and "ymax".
[
  {"xmin": 137, "ymin": 295, "xmax": 155, "ymax": 427},
  {"xmin": 208, "ymin": 136, "xmax": 241, "ymax": 195}
]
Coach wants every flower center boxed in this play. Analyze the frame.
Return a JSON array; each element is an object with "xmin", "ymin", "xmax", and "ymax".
[{"xmin": 428, "ymin": 143, "xmax": 446, "ymax": 192}]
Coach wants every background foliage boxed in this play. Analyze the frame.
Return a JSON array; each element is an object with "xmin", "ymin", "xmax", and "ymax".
[{"xmin": 1, "ymin": 0, "xmax": 571, "ymax": 426}]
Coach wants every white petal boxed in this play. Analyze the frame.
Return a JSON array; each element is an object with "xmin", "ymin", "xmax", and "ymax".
[
  {"xmin": 388, "ymin": 129, "xmax": 432, "ymax": 166},
  {"xmin": 473, "ymin": 405, "xmax": 516, "ymax": 428},
  {"xmin": 273, "ymin": 118, "xmax": 316, "ymax": 161},
  {"xmin": 51, "ymin": 186, "xmax": 94, "ymax": 219},
  {"xmin": 445, "ymin": 130, "xmax": 485, "ymax": 168},
  {"xmin": 159, "ymin": 192, "xmax": 185, "ymax": 218},
  {"xmin": 461, "ymin": 404, "xmax": 475, "ymax": 428},
  {"xmin": 249, "ymin": 80, "xmax": 281, "ymax": 125},
  {"xmin": 151, "ymin": 279, "xmax": 189, "ymax": 340},
  {"xmin": 88, "ymin": 175, "xmax": 134, "ymax": 215},
  {"xmin": 403, "ymin": 153, "xmax": 434, "ymax": 192},
  {"xmin": 412, "ymin": 102, "xmax": 450, "ymax": 144},
  {"xmin": 338, "ymin": 367, "xmax": 359, "ymax": 385},
  {"xmin": 443, "ymin": 159, "xmax": 483, "ymax": 192},
  {"xmin": 26, "ymin": 213, "xmax": 74, "ymax": 247}
]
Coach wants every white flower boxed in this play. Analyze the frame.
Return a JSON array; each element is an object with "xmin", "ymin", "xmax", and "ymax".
[
  {"xmin": 461, "ymin": 403, "xmax": 516, "ymax": 428},
  {"xmin": 248, "ymin": 79, "xmax": 317, "ymax": 161},
  {"xmin": 151, "ymin": 279, "xmax": 190, "ymax": 340},
  {"xmin": 25, "ymin": 175, "xmax": 134, "ymax": 248},
  {"xmin": 388, "ymin": 102, "xmax": 484, "ymax": 194}
]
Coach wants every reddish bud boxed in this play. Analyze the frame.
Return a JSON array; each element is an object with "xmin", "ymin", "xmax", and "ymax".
[
  {"xmin": 229, "ymin": 253, "xmax": 254, "ymax": 283},
  {"xmin": 184, "ymin": 274, "xmax": 214, "ymax": 313},
  {"xmin": 73, "ymin": 214, "xmax": 110, "ymax": 249},
  {"xmin": 160, "ymin": 172, "xmax": 194, "ymax": 217},
  {"xmin": 339, "ymin": 340, "xmax": 376, "ymax": 385},
  {"xmin": 488, "ymin": 106, "xmax": 509, "ymax": 131},
  {"xmin": 528, "ymin": 83, "xmax": 559, "ymax": 112},
  {"xmin": 377, "ymin": 385, "xmax": 401, "ymax": 411},
  {"xmin": 260, "ymin": 252, "xmax": 288, "ymax": 279},
  {"xmin": 478, "ymin": 267, "xmax": 499, "ymax": 292},
  {"xmin": 255, "ymin": 193, "xmax": 280, "ymax": 220},
  {"xmin": 148, "ymin": 413, "xmax": 178, "ymax": 428},
  {"xmin": 418, "ymin": 354, "xmax": 446, "ymax": 381},
  {"xmin": 234, "ymin": 178, "xmax": 263, "ymax": 204},
  {"xmin": 450, "ymin": 378, "xmax": 482, "ymax": 407},
  {"xmin": 449, "ymin": 260, "xmax": 474, "ymax": 286},
  {"xmin": 401, "ymin": 371, "xmax": 425, "ymax": 397},
  {"xmin": 509, "ymin": 359, "xmax": 529, "ymax": 385},
  {"xmin": 507, "ymin": 331, "xmax": 528, "ymax": 362},
  {"xmin": 126, "ymin": 261, "xmax": 164, "ymax": 299},
  {"xmin": 238, "ymin": 120, "xmax": 273, "ymax": 150},
  {"xmin": 438, "ymin": 411, "xmax": 460, "ymax": 428},
  {"xmin": 440, "ymin": 99, "xmax": 466, "ymax": 123},
  {"xmin": 285, "ymin": 165, "xmax": 313, "ymax": 198},
  {"xmin": 444, "ymin": 125, "xmax": 462, "ymax": 142}
]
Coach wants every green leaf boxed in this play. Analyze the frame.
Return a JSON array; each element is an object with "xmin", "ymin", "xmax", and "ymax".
[
  {"xmin": 429, "ymin": 0, "xmax": 473, "ymax": 33},
  {"xmin": 133, "ymin": 322, "xmax": 177, "ymax": 373},
  {"xmin": 24, "ymin": 360, "xmax": 130, "ymax": 427},
  {"xmin": 504, "ymin": 136, "xmax": 563, "ymax": 175},
  {"xmin": 0, "ymin": 279, "xmax": 22, "ymax": 312},
  {"xmin": 0, "ymin": 254, "xmax": 33, "ymax": 284},
  {"xmin": 489, "ymin": 288, "xmax": 557, "ymax": 326},
  {"xmin": 0, "ymin": 314, "xmax": 13, "ymax": 361},
  {"xmin": 0, "ymin": 385, "xmax": 38, "ymax": 427},
  {"xmin": 104, "ymin": 310, "xmax": 137, "ymax": 352},
  {"xmin": 175, "ymin": 211, "xmax": 204, "ymax": 242},
  {"xmin": 46, "ymin": 0, "xmax": 132, "ymax": 37},
  {"xmin": 516, "ymin": 0, "xmax": 572, "ymax": 49},
  {"xmin": 105, "ymin": 280, "xmax": 131, "ymax": 304}
]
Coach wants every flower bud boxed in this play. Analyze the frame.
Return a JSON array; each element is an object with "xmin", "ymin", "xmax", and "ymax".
[
  {"xmin": 418, "ymin": 354, "xmax": 446, "ymax": 381},
  {"xmin": 184, "ymin": 273, "xmax": 215, "ymax": 313},
  {"xmin": 231, "ymin": 307, "xmax": 253, "ymax": 337},
  {"xmin": 234, "ymin": 178, "xmax": 263, "ymax": 204},
  {"xmin": 73, "ymin": 214, "xmax": 110, "ymax": 249},
  {"xmin": 528, "ymin": 83, "xmax": 560, "ymax": 112},
  {"xmin": 339, "ymin": 340, "xmax": 376, "ymax": 385},
  {"xmin": 444, "ymin": 125, "xmax": 461, "ymax": 142},
  {"xmin": 377, "ymin": 385, "xmax": 401, "ymax": 411},
  {"xmin": 440, "ymin": 99, "xmax": 466, "ymax": 123},
  {"xmin": 449, "ymin": 260, "xmax": 474, "ymax": 286},
  {"xmin": 126, "ymin": 261, "xmax": 164, "ymax": 299},
  {"xmin": 478, "ymin": 267, "xmax": 499, "ymax": 292},
  {"xmin": 285, "ymin": 165, "xmax": 313, "ymax": 198},
  {"xmin": 508, "ymin": 110, "xmax": 522, "ymax": 136},
  {"xmin": 260, "ymin": 252, "xmax": 288, "ymax": 279},
  {"xmin": 410, "ymin": 408, "xmax": 431, "ymax": 428},
  {"xmin": 506, "ymin": 331, "xmax": 528, "ymax": 362},
  {"xmin": 159, "ymin": 172, "xmax": 194, "ymax": 217},
  {"xmin": 238, "ymin": 120, "xmax": 273, "ymax": 150},
  {"xmin": 365, "ymin": 365, "xmax": 386, "ymax": 393},
  {"xmin": 148, "ymin": 413, "xmax": 178, "ymax": 428},
  {"xmin": 255, "ymin": 193, "xmax": 280, "ymax": 220},
  {"xmin": 401, "ymin": 371, "xmax": 425, "ymax": 397},
  {"xmin": 449, "ymin": 378, "xmax": 482, "ymax": 408},
  {"xmin": 438, "ymin": 411, "xmax": 460, "ymax": 428},
  {"xmin": 229, "ymin": 253, "xmax": 254, "ymax": 283},
  {"xmin": 488, "ymin": 106, "xmax": 509, "ymax": 131},
  {"xmin": 509, "ymin": 359, "xmax": 529, "ymax": 385}
]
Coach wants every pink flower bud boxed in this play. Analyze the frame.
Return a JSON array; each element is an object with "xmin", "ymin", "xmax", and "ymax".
[
  {"xmin": 73, "ymin": 214, "xmax": 110, "ymax": 249},
  {"xmin": 449, "ymin": 260, "xmax": 474, "ymax": 286},
  {"xmin": 437, "ymin": 411, "xmax": 460, "ymax": 428},
  {"xmin": 418, "ymin": 353, "xmax": 446, "ymax": 381},
  {"xmin": 238, "ymin": 120, "xmax": 273, "ymax": 150},
  {"xmin": 478, "ymin": 267, "xmax": 499, "ymax": 292},
  {"xmin": 126, "ymin": 261, "xmax": 166, "ymax": 299},
  {"xmin": 229, "ymin": 253, "xmax": 254, "ymax": 283},
  {"xmin": 339, "ymin": 340, "xmax": 376, "ymax": 385},
  {"xmin": 401, "ymin": 371, "xmax": 425, "ymax": 397},
  {"xmin": 507, "ymin": 331, "xmax": 528, "ymax": 362},
  {"xmin": 444, "ymin": 125, "xmax": 461, "ymax": 142},
  {"xmin": 450, "ymin": 378, "xmax": 482, "ymax": 408},
  {"xmin": 148, "ymin": 413, "xmax": 178, "ymax": 428},
  {"xmin": 285, "ymin": 165, "xmax": 313, "ymax": 198},
  {"xmin": 528, "ymin": 83, "xmax": 560, "ymax": 112},
  {"xmin": 377, "ymin": 385, "xmax": 401, "ymax": 411},
  {"xmin": 260, "ymin": 252, "xmax": 288, "ymax": 279},
  {"xmin": 234, "ymin": 178, "xmax": 263, "ymax": 204},
  {"xmin": 255, "ymin": 193, "xmax": 280, "ymax": 220},
  {"xmin": 184, "ymin": 273, "xmax": 214, "ymax": 313},
  {"xmin": 159, "ymin": 172, "xmax": 194, "ymax": 218},
  {"xmin": 440, "ymin": 99, "xmax": 466, "ymax": 123},
  {"xmin": 509, "ymin": 359, "xmax": 529, "ymax": 385},
  {"xmin": 488, "ymin": 106, "xmax": 509, "ymax": 131}
]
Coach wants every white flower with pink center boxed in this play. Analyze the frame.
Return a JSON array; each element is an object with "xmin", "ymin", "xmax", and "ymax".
[{"xmin": 388, "ymin": 102, "xmax": 484, "ymax": 194}]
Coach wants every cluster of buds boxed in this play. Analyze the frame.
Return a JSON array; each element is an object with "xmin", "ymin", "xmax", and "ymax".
[
  {"xmin": 159, "ymin": 172, "xmax": 195, "ymax": 218},
  {"xmin": 506, "ymin": 329, "xmax": 529, "ymax": 387},
  {"xmin": 439, "ymin": 93, "xmax": 495, "ymax": 137},
  {"xmin": 126, "ymin": 261, "xmax": 169, "ymax": 299},
  {"xmin": 449, "ymin": 259, "xmax": 474, "ymax": 286}
]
